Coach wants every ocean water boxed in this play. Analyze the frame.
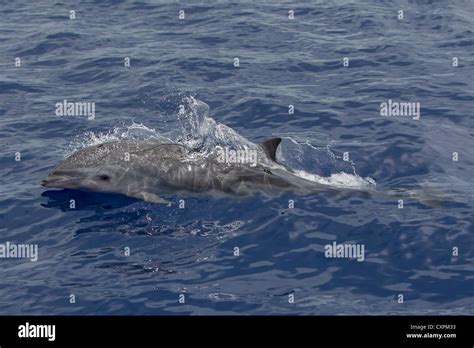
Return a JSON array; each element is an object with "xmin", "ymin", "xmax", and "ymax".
[{"xmin": 0, "ymin": 0, "xmax": 473, "ymax": 315}]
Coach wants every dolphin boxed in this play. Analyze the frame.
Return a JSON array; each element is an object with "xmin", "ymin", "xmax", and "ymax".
[{"xmin": 41, "ymin": 137, "xmax": 321, "ymax": 204}]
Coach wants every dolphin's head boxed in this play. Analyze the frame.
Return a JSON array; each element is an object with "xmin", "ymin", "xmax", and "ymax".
[{"xmin": 41, "ymin": 143, "xmax": 128, "ymax": 193}]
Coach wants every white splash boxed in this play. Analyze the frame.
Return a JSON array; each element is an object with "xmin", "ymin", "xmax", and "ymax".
[
  {"xmin": 62, "ymin": 122, "xmax": 171, "ymax": 157},
  {"xmin": 293, "ymin": 169, "xmax": 376, "ymax": 190}
]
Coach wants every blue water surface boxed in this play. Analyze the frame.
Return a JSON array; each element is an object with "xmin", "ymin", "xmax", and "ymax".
[{"xmin": 0, "ymin": 0, "xmax": 473, "ymax": 315}]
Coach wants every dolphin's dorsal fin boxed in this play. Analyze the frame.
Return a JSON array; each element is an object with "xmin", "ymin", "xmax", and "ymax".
[{"xmin": 260, "ymin": 137, "xmax": 282, "ymax": 163}]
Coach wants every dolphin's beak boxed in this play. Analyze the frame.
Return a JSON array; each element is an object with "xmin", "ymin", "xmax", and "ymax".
[{"xmin": 41, "ymin": 172, "xmax": 83, "ymax": 188}]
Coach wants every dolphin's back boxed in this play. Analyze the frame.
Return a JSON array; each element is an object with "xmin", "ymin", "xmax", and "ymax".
[{"xmin": 133, "ymin": 141, "xmax": 306, "ymax": 195}]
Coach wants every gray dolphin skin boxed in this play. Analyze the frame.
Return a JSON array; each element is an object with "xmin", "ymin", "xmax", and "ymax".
[{"xmin": 41, "ymin": 138, "xmax": 319, "ymax": 204}]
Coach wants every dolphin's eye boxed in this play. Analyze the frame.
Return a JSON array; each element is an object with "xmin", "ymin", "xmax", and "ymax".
[{"xmin": 98, "ymin": 174, "xmax": 110, "ymax": 181}]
